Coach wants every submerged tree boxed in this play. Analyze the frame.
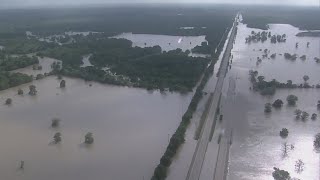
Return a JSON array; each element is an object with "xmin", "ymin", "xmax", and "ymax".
[
  {"xmin": 303, "ymin": 75, "xmax": 309, "ymax": 83},
  {"xmin": 314, "ymin": 133, "xmax": 320, "ymax": 149},
  {"xmin": 294, "ymin": 109, "xmax": 302, "ymax": 119},
  {"xmin": 273, "ymin": 99, "xmax": 284, "ymax": 108},
  {"xmin": 28, "ymin": 85, "xmax": 37, "ymax": 96},
  {"xmin": 60, "ymin": 80, "xmax": 66, "ymax": 88},
  {"xmin": 18, "ymin": 89, "xmax": 24, "ymax": 95},
  {"xmin": 286, "ymin": 95, "xmax": 298, "ymax": 106},
  {"xmin": 51, "ymin": 118, "xmax": 61, "ymax": 128},
  {"xmin": 272, "ymin": 167, "xmax": 290, "ymax": 180},
  {"xmin": 301, "ymin": 111, "xmax": 309, "ymax": 121},
  {"xmin": 311, "ymin": 113, "xmax": 317, "ymax": 120},
  {"xmin": 265, "ymin": 103, "xmax": 272, "ymax": 113},
  {"xmin": 5, "ymin": 98, "xmax": 12, "ymax": 105},
  {"xmin": 84, "ymin": 132, "xmax": 94, "ymax": 144},
  {"xmin": 53, "ymin": 132, "xmax": 62, "ymax": 144},
  {"xmin": 280, "ymin": 128, "xmax": 289, "ymax": 138},
  {"xmin": 295, "ymin": 159, "xmax": 304, "ymax": 173}
]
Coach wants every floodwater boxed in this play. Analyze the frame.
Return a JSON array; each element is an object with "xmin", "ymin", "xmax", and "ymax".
[
  {"xmin": 236, "ymin": 23, "xmax": 320, "ymax": 84},
  {"xmin": 11, "ymin": 57, "xmax": 61, "ymax": 77},
  {"xmin": 80, "ymin": 54, "xmax": 93, "ymax": 67},
  {"xmin": 227, "ymin": 21, "xmax": 320, "ymax": 179},
  {"xmin": 111, "ymin": 32, "xmax": 208, "ymax": 52},
  {"xmin": 0, "ymin": 68, "xmax": 193, "ymax": 179}
]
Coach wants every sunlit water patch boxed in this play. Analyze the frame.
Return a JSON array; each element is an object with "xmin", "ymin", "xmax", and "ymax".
[{"xmin": 111, "ymin": 32, "xmax": 208, "ymax": 52}]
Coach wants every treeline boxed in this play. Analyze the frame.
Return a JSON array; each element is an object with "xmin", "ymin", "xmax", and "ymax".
[
  {"xmin": 0, "ymin": 71, "xmax": 33, "ymax": 90},
  {"xmin": 249, "ymin": 70, "xmax": 320, "ymax": 96},
  {"xmin": 0, "ymin": 37, "xmax": 54, "ymax": 54},
  {"xmin": 0, "ymin": 6, "xmax": 235, "ymax": 58},
  {"xmin": 0, "ymin": 55, "xmax": 39, "ymax": 71},
  {"xmin": 242, "ymin": 7, "xmax": 320, "ymax": 30}
]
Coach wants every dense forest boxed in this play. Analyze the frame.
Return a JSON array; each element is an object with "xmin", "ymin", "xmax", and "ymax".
[
  {"xmin": 242, "ymin": 6, "xmax": 320, "ymax": 30},
  {"xmin": 0, "ymin": 5, "xmax": 236, "ymax": 56},
  {"xmin": 0, "ymin": 55, "xmax": 39, "ymax": 71},
  {"xmin": 0, "ymin": 51, "xmax": 37, "ymax": 89}
]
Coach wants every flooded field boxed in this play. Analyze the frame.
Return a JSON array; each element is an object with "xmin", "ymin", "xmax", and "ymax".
[
  {"xmin": 0, "ymin": 68, "xmax": 192, "ymax": 179},
  {"xmin": 227, "ymin": 21, "xmax": 320, "ymax": 180},
  {"xmin": 112, "ymin": 32, "xmax": 208, "ymax": 52},
  {"xmin": 236, "ymin": 23, "xmax": 320, "ymax": 84}
]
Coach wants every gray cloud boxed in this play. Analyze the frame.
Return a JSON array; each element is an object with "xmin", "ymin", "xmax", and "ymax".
[{"xmin": 0, "ymin": 0, "xmax": 318, "ymax": 8}]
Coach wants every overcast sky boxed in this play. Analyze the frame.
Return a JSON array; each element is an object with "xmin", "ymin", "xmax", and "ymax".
[{"xmin": 0, "ymin": 0, "xmax": 319, "ymax": 8}]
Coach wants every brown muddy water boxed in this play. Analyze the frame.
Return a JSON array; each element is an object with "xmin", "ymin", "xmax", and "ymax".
[
  {"xmin": 227, "ymin": 20, "xmax": 320, "ymax": 180},
  {"xmin": 0, "ymin": 69, "xmax": 192, "ymax": 180}
]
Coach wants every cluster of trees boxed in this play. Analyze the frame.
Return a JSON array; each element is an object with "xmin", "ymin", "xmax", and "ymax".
[
  {"xmin": 0, "ymin": 71, "xmax": 33, "ymax": 90},
  {"xmin": 294, "ymin": 109, "xmax": 310, "ymax": 121},
  {"xmin": 59, "ymin": 46, "xmax": 209, "ymax": 92},
  {"xmin": 270, "ymin": 34, "xmax": 286, "ymax": 43},
  {"xmin": 191, "ymin": 41, "xmax": 212, "ymax": 55},
  {"xmin": 249, "ymin": 71, "xmax": 317, "ymax": 96},
  {"xmin": 265, "ymin": 99, "xmax": 284, "ymax": 113},
  {"xmin": 272, "ymin": 167, "xmax": 290, "ymax": 180},
  {"xmin": 245, "ymin": 31, "xmax": 287, "ymax": 44},
  {"xmin": 284, "ymin": 53, "xmax": 298, "ymax": 61},
  {"xmin": 0, "ymin": 37, "xmax": 54, "ymax": 54},
  {"xmin": 245, "ymin": 31, "xmax": 270, "ymax": 43},
  {"xmin": 315, "ymin": 57, "xmax": 320, "ymax": 63},
  {"xmin": 0, "ymin": 55, "xmax": 39, "ymax": 71}
]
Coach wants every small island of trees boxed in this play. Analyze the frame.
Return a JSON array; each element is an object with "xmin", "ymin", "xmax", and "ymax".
[
  {"xmin": 264, "ymin": 103, "xmax": 272, "ymax": 113},
  {"xmin": 51, "ymin": 118, "xmax": 61, "ymax": 128},
  {"xmin": 280, "ymin": 128, "xmax": 289, "ymax": 138},
  {"xmin": 18, "ymin": 89, "xmax": 23, "ymax": 95},
  {"xmin": 53, "ymin": 132, "xmax": 62, "ymax": 144},
  {"xmin": 272, "ymin": 167, "xmax": 290, "ymax": 180},
  {"xmin": 286, "ymin": 95, "xmax": 298, "ymax": 106},
  {"xmin": 272, "ymin": 99, "xmax": 283, "ymax": 108},
  {"xmin": 5, "ymin": 98, "xmax": 12, "ymax": 105},
  {"xmin": 314, "ymin": 133, "xmax": 320, "ymax": 150},
  {"xmin": 84, "ymin": 132, "xmax": 94, "ymax": 144},
  {"xmin": 60, "ymin": 80, "xmax": 66, "ymax": 88},
  {"xmin": 28, "ymin": 85, "xmax": 37, "ymax": 96}
]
